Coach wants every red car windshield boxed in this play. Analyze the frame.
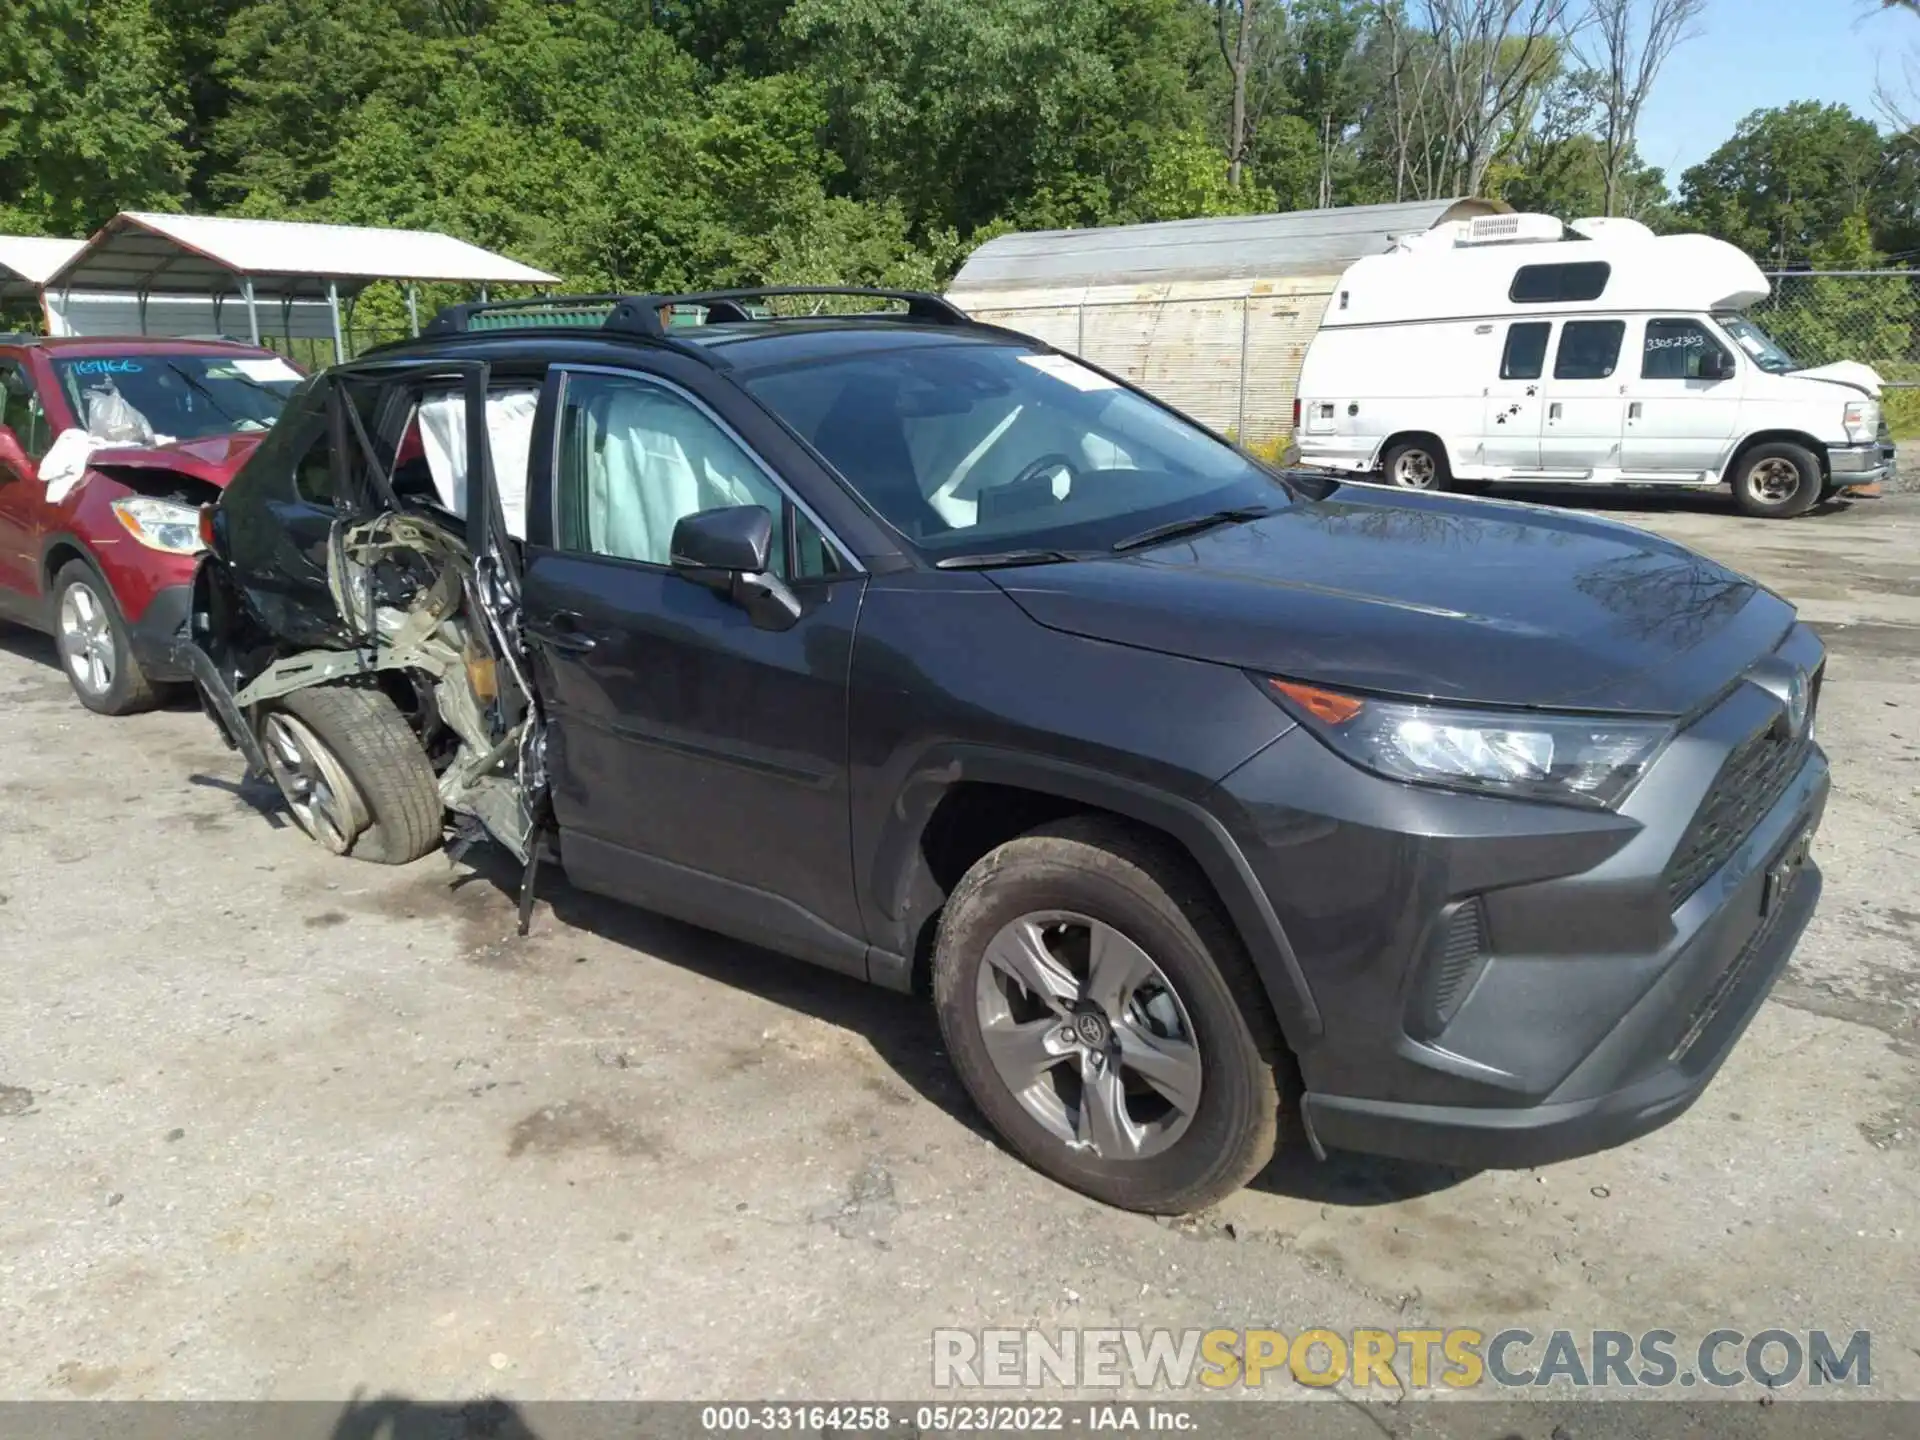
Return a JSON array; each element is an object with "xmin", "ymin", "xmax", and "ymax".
[{"xmin": 52, "ymin": 352, "xmax": 302, "ymax": 442}]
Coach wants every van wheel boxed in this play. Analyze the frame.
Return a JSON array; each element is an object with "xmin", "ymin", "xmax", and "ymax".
[
  {"xmin": 257, "ymin": 685, "xmax": 443, "ymax": 863},
  {"xmin": 1381, "ymin": 440, "xmax": 1450, "ymax": 492},
  {"xmin": 1733, "ymin": 442, "xmax": 1822, "ymax": 518},
  {"xmin": 932, "ymin": 816, "xmax": 1283, "ymax": 1214}
]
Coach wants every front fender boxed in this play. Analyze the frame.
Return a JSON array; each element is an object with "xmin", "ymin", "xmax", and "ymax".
[{"xmin": 867, "ymin": 743, "xmax": 1324, "ymax": 1053}]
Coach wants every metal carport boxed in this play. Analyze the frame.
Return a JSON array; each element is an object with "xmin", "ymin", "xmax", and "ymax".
[
  {"xmin": 43, "ymin": 212, "xmax": 560, "ymax": 360},
  {"xmin": 0, "ymin": 236, "xmax": 85, "ymax": 309}
]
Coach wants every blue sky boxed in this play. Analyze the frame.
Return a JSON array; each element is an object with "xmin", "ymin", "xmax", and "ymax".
[{"xmin": 1633, "ymin": 0, "xmax": 1913, "ymax": 189}]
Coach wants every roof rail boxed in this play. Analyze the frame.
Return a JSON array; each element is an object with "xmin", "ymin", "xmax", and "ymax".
[
  {"xmin": 643, "ymin": 286, "xmax": 972, "ymax": 329},
  {"xmin": 424, "ymin": 286, "xmax": 972, "ymax": 339}
]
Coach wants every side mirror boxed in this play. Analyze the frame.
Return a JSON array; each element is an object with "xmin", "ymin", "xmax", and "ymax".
[
  {"xmin": 671, "ymin": 504, "xmax": 774, "ymax": 575},
  {"xmin": 669, "ymin": 503, "xmax": 803, "ymax": 632},
  {"xmin": 1698, "ymin": 350, "xmax": 1733, "ymax": 381},
  {"xmin": 0, "ymin": 425, "xmax": 29, "ymax": 481}
]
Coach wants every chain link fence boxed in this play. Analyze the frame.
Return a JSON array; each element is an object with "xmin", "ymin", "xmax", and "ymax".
[{"xmin": 1752, "ymin": 270, "xmax": 1920, "ymax": 438}]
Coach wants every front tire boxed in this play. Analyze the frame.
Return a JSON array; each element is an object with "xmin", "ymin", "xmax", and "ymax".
[
  {"xmin": 257, "ymin": 685, "xmax": 443, "ymax": 864},
  {"xmin": 1733, "ymin": 442, "xmax": 1822, "ymax": 518},
  {"xmin": 51, "ymin": 560, "xmax": 163, "ymax": 716},
  {"xmin": 1380, "ymin": 439, "xmax": 1450, "ymax": 492},
  {"xmin": 932, "ymin": 817, "xmax": 1282, "ymax": 1214}
]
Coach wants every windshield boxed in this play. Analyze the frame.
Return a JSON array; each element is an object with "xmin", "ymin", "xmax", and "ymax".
[
  {"xmin": 1714, "ymin": 314, "xmax": 1800, "ymax": 375},
  {"xmin": 742, "ymin": 342, "xmax": 1289, "ymax": 556},
  {"xmin": 53, "ymin": 352, "xmax": 302, "ymax": 442}
]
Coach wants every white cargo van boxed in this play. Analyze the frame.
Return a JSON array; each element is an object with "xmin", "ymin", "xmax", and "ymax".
[{"xmin": 1293, "ymin": 213, "xmax": 1895, "ymax": 517}]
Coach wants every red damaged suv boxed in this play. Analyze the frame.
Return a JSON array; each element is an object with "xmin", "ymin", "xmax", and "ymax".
[{"xmin": 0, "ymin": 336, "xmax": 303, "ymax": 712}]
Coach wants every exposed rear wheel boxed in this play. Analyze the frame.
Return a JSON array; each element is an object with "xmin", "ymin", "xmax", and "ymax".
[
  {"xmin": 1380, "ymin": 439, "xmax": 1450, "ymax": 492},
  {"xmin": 1732, "ymin": 442, "xmax": 1822, "ymax": 518},
  {"xmin": 932, "ymin": 816, "xmax": 1283, "ymax": 1213},
  {"xmin": 258, "ymin": 685, "xmax": 443, "ymax": 864}
]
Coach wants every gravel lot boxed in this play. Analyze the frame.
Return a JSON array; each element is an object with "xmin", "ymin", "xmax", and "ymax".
[{"xmin": 0, "ymin": 485, "xmax": 1915, "ymax": 1408}]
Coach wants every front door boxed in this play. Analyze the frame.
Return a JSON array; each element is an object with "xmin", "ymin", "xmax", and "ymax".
[
  {"xmin": 520, "ymin": 365, "xmax": 871, "ymax": 975},
  {"xmin": 1539, "ymin": 319, "xmax": 1628, "ymax": 475},
  {"xmin": 1620, "ymin": 316, "xmax": 1743, "ymax": 477},
  {"xmin": 0, "ymin": 360, "xmax": 54, "ymax": 608},
  {"xmin": 1482, "ymin": 319, "xmax": 1551, "ymax": 471}
]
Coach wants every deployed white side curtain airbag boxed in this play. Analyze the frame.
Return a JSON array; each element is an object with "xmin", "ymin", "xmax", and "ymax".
[
  {"xmin": 418, "ymin": 388, "xmax": 538, "ymax": 538},
  {"xmin": 582, "ymin": 383, "xmax": 759, "ymax": 565}
]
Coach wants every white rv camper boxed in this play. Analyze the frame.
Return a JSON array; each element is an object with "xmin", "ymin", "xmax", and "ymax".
[{"xmin": 1292, "ymin": 213, "xmax": 1894, "ymax": 517}]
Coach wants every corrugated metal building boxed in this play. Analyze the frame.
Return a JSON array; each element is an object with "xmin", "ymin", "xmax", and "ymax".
[{"xmin": 947, "ymin": 198, "xmax": 1503, "ymax": 448}]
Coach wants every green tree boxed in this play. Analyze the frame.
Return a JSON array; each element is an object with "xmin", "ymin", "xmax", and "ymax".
[
  {"xmin": 787, "ymin": 0, "xmax": 1206, "ymax": 236},
  {"xmin": 1678, "ymin": 102, "xmax": 1889, "ymax": 266},
  {"xmin": 1753, "ymin": 213, "xmax": 1917, "ymax": 374},
  {"xmin": 0, "ymin": 0, "xmax": 189, "ymax": 235},
  {"xmin": 210, "ymin": 0, "xmax": 424, "ymax": 212},
  {"xmin": 1499, "ymin": 75, "xmax": 1670, "ymax": 222}
]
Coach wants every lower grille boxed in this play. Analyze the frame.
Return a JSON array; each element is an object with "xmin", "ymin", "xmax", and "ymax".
[
  {"xmin": 1669, "ymin": 865, "xmax": 1798, "ymax": 1062},
  {"xmin": 1664, "ymin": 721, "xmax": 1807, "ymax": 909}
]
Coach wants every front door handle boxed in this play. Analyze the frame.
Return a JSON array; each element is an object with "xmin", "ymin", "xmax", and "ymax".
[{"xmin": 527, "ymin": 610, "xmax": 598, "ymax": 653}]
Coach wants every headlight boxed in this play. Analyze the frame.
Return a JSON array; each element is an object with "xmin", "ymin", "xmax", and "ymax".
[
  {"xmin": 1843, "ymin": 400, "xmax": 1878, "ymax": 444},
  {"xmin": 1263, "ymin": 678, "xmax": 1671, "ymax": 808},
  {"xmin": 111, "ymin": 496, "xmax": 205, "ymax": 554}
]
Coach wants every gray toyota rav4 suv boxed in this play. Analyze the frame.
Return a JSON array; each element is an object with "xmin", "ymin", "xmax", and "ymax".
[{"xmin": 180, "ymin": 288, "xmax": 1829, "ymax": 1213}]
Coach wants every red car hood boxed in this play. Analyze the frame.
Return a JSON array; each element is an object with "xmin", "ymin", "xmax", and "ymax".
[{"xmin": 86, "ymin": 432, "xmax": 265, "ymax": 488}]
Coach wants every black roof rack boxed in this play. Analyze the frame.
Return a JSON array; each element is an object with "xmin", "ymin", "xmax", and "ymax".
[{"xmin": 424, "ymin": 286, "xmax": 973, "ymax": 339}]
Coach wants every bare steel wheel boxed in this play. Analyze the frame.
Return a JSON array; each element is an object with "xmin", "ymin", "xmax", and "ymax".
[
  {"xmin": 1732, "ymin": 441, "xmax": 1821, "ymax": 518},
  {"xmin": 1381, "ymin": 439, "xmax": 1450, "ymax": 492},
  {"xmin": 934, "ymin": 816, "xmax": 1284, "ymax": 1214},
  {"xmin": 974, "ymin": 910, "xmax": 1204, "ymax": 1161},
  {"xmin": 1750, "ymin": 459, "xmax": 1798, "ymax": 503}
]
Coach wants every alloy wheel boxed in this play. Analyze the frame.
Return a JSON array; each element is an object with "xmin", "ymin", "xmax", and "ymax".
[
  {"xmin": 973, "ymin": 910, "xmax": 1203, "ymax": 1161},
  {"xmin": 260, "ymin": 711, "xmax": 370, "ymax": 854},
  {"xmin": 57, "ymin": 581, "xmax": 117, "ymax": 697}
]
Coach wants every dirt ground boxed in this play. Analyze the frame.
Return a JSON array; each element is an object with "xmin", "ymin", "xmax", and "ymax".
[{"xmin": 0, "ymin": 485, "xmax": 1915, "ymax": 1408}]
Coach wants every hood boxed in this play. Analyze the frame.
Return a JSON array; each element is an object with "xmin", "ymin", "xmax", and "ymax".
[
  {"xmin": 990, "ymin": 488, "xmax": 1796, "ymax": 716},
  {"xmin": 1790, "ymin": 360, "xmax": 1884, "ymax": 397},
  {"xmin": 85, "ymin": 431, "xmax": 265, "ymax": 488}
]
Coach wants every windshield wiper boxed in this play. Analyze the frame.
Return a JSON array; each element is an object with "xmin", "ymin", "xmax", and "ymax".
[
  {"xmin": 162, "ymin": 361, "xmax": 246, "ymax": 428},
  {"xmin": 1110, "ymin": 505, "xmax": 1275, "ymax": 553},
  {"xmin": 934, "ymin": 548, "xmax": 1089, "ymax": 570}
]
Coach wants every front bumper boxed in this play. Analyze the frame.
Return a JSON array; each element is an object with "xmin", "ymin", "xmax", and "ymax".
[
  {"xmin": 1211, "ymin": 629, "xmax": 1829, "ymax": 1170},
  {"xmin": 1829, "ymin": 440, "xmax": 1893, "ymax": 482},
  {"xmin": 126, "ymin": 581, "xmax": 194, "ymax": 682},
  {"xmin": 1302, "ymin": 824, "xmax": 1821, "ymax": 1168}
]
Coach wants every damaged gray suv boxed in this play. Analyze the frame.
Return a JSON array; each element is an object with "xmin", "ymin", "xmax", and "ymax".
[{"xmin": 183, "ymin": 288, "xmax": 1829, "ymax": 1214}]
